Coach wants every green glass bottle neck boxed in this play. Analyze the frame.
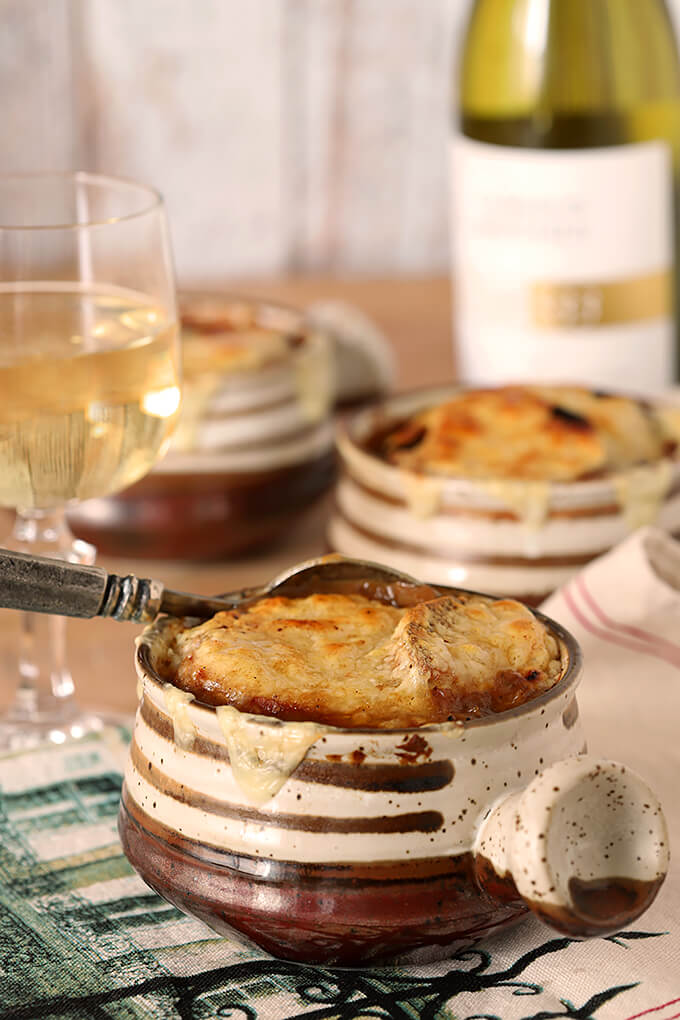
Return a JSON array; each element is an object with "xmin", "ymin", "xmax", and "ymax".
[{"xmin": 458, "ymin": 0, "xmax": 680, "ymax": 119}]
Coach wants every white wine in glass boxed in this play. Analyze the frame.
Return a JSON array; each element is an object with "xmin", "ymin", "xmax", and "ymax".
[{"xmin": 0, "ymin": 172, "xmax": 180, "ymax": 747}]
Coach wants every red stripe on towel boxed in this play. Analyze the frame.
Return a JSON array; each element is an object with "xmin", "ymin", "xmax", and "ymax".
[
  {"xmin": 562, "ymin": 585, "xmax": 680, "ymax": 671},
  {"xmin": 577, "ymin": 577, "xmax": 680, "ymax": 666},
  {"xmin": 624, "ymin": 998, "xmax": 680, "ymax": 1020}
]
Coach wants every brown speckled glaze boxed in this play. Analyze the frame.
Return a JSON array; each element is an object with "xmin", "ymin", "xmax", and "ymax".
[
  {"xmin": 119, "ymin": 571, "xmax": 669, "ymax": 965},
  {"xmin": 119, "ymin": 792, "xmax": 526, "ymax": 966}
]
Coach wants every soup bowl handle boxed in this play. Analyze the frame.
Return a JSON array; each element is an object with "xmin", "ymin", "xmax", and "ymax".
[{"xmin": 472, "ymin": 755, "xmax": 669, "ymax": 936}]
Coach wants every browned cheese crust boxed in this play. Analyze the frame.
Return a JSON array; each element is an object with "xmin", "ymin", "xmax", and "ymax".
[
  {"xmin": 376, "ymin": 385, "xmax": 680, "ymax": 482},
  {"xmin": 156, "ymin": 591, "xmax": 563, "ymax": 728}
]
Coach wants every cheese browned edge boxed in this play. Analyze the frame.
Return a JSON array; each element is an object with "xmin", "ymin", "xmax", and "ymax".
[
  {"xmin": 151, "ymin": 590, "xmax": 564, "ymax": 730},
  {"xmin": 375, "ymin": 385, "xmax": 680, "ymax": 483}
]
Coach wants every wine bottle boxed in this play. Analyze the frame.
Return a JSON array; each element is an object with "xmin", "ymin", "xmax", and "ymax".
[{"xmin": 451, "ymin": 0, "xmax": 680, "ymax": 389}]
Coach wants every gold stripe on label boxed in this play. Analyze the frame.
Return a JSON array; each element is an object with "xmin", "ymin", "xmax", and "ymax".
[{"xmin": 531, "ymin": 270, "xmax": 671, "ymax": 328}]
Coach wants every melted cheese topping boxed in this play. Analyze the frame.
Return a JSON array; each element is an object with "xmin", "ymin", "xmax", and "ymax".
[
  {"xmin": 293, "ymin": 336, "xmax": 334, "ymax": 423},
  {"xmin": 613, "ymin": 460, "xmax": 674, "ymax": 529},
  {"xmin": 162, "ymin": 684, "xmax": 197, "ymax": 750},
  {"xmin": 160, "ymin": 591, "xmax": 563, "ymax": 728},
  {"xmin": 216, "ymin": 706, "xmax": 322, "ymax": 803},
  {"xmin": 379, "ymin": 386, "xmax": 679, "ymax": 482},
  {"xmin": 181, "ymin": 326, "xmax": 290, "ymax": 379},
  {"xmin": 179, "ymin": 295, "xmax": 297, "ymax": 379},
  {"xmin": 388, "ymin": 596, "xmax": 562, "ymax": 719},
  {"xmin": 400, "ymin": 471, "xmax": 443, "ymax": 518}
]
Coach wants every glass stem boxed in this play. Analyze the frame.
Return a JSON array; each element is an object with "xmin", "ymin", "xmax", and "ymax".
[{"xmin": 6, "ymin": 508, "xmax": 95, "ymax": 726}]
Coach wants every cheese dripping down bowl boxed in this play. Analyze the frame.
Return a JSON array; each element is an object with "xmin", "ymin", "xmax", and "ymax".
[
  {"xmin": 118, "ymin": 558, "xmax": 669, "ymax": 967},
  {"xmin": 69, "ymin": 293, "xmax": 336, "ymax": 560},
  {"xmin": 329, "ymin": 384, "xmax": 680, "ymax": 603}
]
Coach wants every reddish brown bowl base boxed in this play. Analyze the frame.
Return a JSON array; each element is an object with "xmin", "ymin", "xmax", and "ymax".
[
  {"xmin": 119, "ymin": 790, "xmax": 528, "ymax": 967},
  {"xmin": 68, "ymin": 450, "xmax": 336, "ymax": 560}
]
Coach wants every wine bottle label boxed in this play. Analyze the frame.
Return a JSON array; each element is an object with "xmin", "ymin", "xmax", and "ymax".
[{"xmin": 450, "ymin": 135, "xmax": 675, "ymax": 389}]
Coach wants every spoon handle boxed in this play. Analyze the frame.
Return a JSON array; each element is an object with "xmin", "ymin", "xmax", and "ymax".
[
  {"xmin": 0, "ymin": 547, "xmax": 164, "ymax": 623},
  {"xmin": 0, "ymin": 548, "xmax": 422, "ymax": 625},
  {"xmin": 0, "ymin": 547, "xmax": 247, "ymax": 622}
]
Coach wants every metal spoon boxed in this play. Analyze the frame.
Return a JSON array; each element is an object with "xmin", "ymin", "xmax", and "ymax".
[{"xmin": 0, "ymin": 548, "xmax": 428, "ymax": 624}]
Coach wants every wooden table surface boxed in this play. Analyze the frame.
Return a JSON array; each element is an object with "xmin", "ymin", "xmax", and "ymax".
[{"xmin": 0, "ymin": 275, "xmax": 453, "ymax": 717}]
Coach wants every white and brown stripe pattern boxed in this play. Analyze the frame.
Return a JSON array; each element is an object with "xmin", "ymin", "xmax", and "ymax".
[
  {"xmin": 329, "ymin": 388, "xmax": 680, "ymax": 603},
  {"xmin": 160, "ymin": 312, "xmax": 334, "ymax": 477},
  {"xmin": 119, "ymin": 598, "xmax": 669, "ymax": 965},
  {"xmin": 119, "ymin": 610, "xmax": 590, "ymax": 965}
]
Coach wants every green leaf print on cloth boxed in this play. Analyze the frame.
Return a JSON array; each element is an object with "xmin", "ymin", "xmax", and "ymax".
[{"xmin": 0, "ymin": 730, "xmax": 671, "ymax": 1020}]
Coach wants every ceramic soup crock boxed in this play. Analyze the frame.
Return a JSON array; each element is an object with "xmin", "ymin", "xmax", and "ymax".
[
  {"xmin": 329, "ymin": 386, "xmax": 680, "ymax": 603},
  {"xmin": 118, "ymin": 580, "xmax": 669, "ymax": 967},
  {"xmin": 70, "ymin": 295, "xmax": 335, "ymax": 560}
]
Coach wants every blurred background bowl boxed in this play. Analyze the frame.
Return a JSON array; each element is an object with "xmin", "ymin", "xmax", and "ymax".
[
  {"xmin": 69, "ymin": 293, "xmax": 336, "ymax": 560},
  {"xmin": 329, "ymin": 385, "xmax": 680, "ymax": 603}
]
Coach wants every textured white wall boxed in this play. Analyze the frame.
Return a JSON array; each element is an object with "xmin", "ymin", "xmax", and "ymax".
[{"xmin": 1, "ymin": 0, "xmax": 678, "ymax": 281}]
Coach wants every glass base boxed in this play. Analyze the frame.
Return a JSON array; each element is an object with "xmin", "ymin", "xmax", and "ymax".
[
  {"xmin": 0, "ymin": 704, "xmax": 124, "ymax": 751},
  {"xmin": 2, "ymin": 507, "xmax": 105, "ymax": 750}
]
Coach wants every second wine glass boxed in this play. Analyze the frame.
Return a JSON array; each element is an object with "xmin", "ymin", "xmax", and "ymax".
[{"xmin": 0, "ymin": 171, "xmax": 180, "ymax": 748}]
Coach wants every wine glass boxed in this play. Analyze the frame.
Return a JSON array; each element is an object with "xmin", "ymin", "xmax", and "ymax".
[{"xmin": 0, "ymin": 172, "xmax": 180, "ymax": 748}]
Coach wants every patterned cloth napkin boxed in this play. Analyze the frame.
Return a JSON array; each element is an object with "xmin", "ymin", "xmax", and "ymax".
[{"xmin": 1, "ymin": 526, "xmax": 680, "ymax": 1020}]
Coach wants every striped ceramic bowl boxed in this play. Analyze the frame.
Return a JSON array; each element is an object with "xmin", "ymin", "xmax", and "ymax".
[
  {"xmin": 329, "ymin": 386, "xmax": 680, "ymax": 603},
  {"xmin": 118, "ymin": 578, "xmax": 669, "ymax": 966},
  {"xmin": 70, "ymin": 296, "xmax": 335, "ymax": 559}
]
